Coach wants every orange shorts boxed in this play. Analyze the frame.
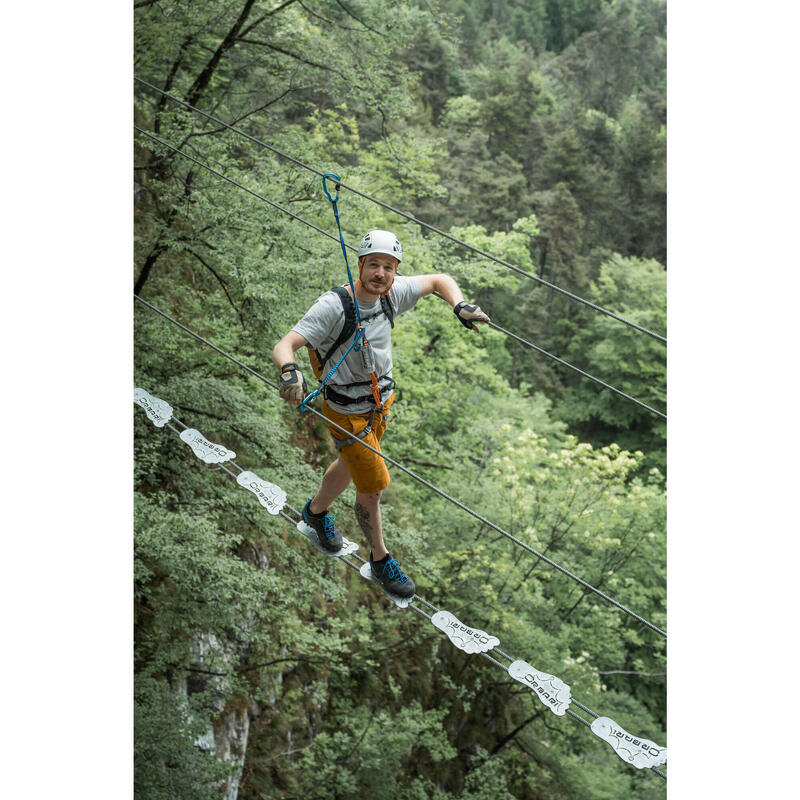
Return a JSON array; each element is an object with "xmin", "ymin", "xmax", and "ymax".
[{"xmin": 322, "ymin": 394, "xmax": 395, "ymax": 494}]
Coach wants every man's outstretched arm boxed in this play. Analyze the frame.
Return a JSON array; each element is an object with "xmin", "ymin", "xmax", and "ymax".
[{"xmin": 415, "ymin": 273, "xmax": 491, "ymax": 332}]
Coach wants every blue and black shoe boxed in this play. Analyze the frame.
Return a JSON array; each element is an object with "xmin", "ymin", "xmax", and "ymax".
[
  {"xmin": 370, "ymin": 552, "xmax": 415, "ymax": 598},
  {"xmin": 302, "ymin": 498, "xmax": 343, "ymax": 553}
]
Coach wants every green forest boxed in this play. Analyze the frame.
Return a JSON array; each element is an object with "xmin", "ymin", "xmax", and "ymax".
[{"xmin": 133, "ymin": 1, "xmax": 666, "ymax": 798}]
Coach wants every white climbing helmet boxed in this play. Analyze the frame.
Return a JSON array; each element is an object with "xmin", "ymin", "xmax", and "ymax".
[{"xmin": 357, "ymin": 229, "xmax": 402, "ymax": 262}]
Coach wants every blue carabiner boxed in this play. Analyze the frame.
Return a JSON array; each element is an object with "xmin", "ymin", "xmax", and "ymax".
[
  {"xmin": 322, "ymin": 173, "xmax": 341, "ymax": 205},
  {"xmin": 299, "ymin": 387, "xmax": 320, "ymax": 413}
]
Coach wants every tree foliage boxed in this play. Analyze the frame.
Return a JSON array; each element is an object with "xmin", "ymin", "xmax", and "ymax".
[{"xmin": 134, "ymin": 1, "xmax": 666, "ymax": 798}]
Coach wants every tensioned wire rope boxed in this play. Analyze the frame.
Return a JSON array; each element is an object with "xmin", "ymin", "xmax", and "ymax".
[
  {"xmin": 134, "ymin": 293, "xmax": 666, "ymax": 639},
  {"xmin": 133, "ymin": 126, "xmax": 666, "ymax": 421},
  {"xmin": 154, "ymin": 409, "xmax": 666, "ymax": 780},
  {"xmin": 134, "ymin": 77, "xmax": 667, "ymax": 346}
]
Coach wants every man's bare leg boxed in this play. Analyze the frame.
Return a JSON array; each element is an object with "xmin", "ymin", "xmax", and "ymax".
[
  {"xmin": 354, "ymin": 490, "xmax": 388, "ymax": 560},
  {"xmin": 309, "ymin": 457, "xmax": 352, "ymax": 514}
]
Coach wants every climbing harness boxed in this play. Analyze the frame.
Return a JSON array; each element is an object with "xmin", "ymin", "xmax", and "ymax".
[
  {"xmin": 307, "ymin": 286, "xmax": 394, "ymax": 379},
  {"xmin": 323, "ymin": 378, "xmax": 395, "ymax": 409},
  {"xmin": 328, "ymin": 404, "xmax": 393, "ymax": 451},
  {"xmin": 300, "ymin": 173, "xmax": 387, "ymax": 413}
]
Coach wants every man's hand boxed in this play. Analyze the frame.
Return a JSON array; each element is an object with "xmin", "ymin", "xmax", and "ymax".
[
  {"xmin": 279, "ymin": 362, "xmax": 307, "ymax": 405},
  {"xmin": 453, "ymin": 301, "xmax": 491, "ymax": 332}
]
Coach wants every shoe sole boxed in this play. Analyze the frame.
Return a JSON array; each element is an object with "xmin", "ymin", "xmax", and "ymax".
[
  {"xmin": 296, "ymin": 520, "xmax": 356, "ymax": 557},
  {"xmin": 359, "ymin": 562, "xmax": 414, "ymax": 607}
]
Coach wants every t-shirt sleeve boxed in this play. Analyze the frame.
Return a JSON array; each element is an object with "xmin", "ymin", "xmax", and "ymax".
[
  {"xmin": 292, "ymin": 293, "xmax": 344, "ymax": 350},
  {"xmin": 389, "ymin": 275, "xmax": 422, "ymax": 316}
]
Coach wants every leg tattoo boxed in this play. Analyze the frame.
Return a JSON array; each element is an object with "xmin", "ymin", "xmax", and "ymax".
[{"xmin": 355, "ymin": 501, "xmax": 375, "ymax": 549}]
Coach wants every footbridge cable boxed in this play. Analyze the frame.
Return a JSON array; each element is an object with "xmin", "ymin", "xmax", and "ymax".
[
  {"xmin": 133, "ymin": 77, "xmax": 667, "ymax": 345},
  {"xmin": 134, "ymin": 293, "xmax": 666, "ymax": 639},
  {"xmin": 136, "ymin": 397, "xmax": 665, "ymax": 780},
  {"xmin": 133, "ymin": 127, "xmax": 666, "ymax": 421}
]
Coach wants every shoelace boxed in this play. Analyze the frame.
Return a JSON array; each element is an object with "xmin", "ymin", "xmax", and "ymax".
[
  {"xmin": 322, "ymin": 515, "xmax": 336, "ymax": 541},
  {"xmin": 381, "ymin": 557, "xmax": 408, "ymax": 583}
]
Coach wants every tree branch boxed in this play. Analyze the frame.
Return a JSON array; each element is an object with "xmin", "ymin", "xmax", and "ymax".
[
  {"xmin": 184, "ymin": 248, "xmax": 246, "ymax": 329},
  {"xmin": 236, "ymin": 38, "xmax": 338, "ymax": 73},
  {"xmin": 185, "ymin": 665, "xmax": 228, "ymax": 677},
  {"xmin": 297, "ymin": 0, "xmax": 367, "ymax": 32},
  {"xmin": 153, "ymin": 34, "xmax": 194, "ymax": 135},
  {"xmin": 186, "ymin": 0, "xmax": 258, "ymax": 107},
  {"xmin": 337, "ymin": 713, "xmax": 375, "ymax": 765},
  {"xmin": 175, "ymin": 85, "xmax": 301, "ymax": 148},
  {"xmin": 238, "ymin": 0, "xmax": 301, "ymax": 39},
  {"xmin": 332, "ymin": 0, "xmax": 382, "ymax": 35},
  {"xmin": 237, "ymin": 656, "xmax": 328, "ymax": 673},
  {"xmin": 134, "ymin": 168, "xmax": 195, "ymax": 294}
]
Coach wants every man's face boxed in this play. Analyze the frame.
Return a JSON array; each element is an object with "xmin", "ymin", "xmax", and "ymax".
[{"xmin": 359, "ymin": 253, "xmax": 398, "ymax": 294}]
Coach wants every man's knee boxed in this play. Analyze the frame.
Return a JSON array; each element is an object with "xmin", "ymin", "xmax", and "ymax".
[{"xmin": 356, "ymin": 490, "xmax": 382, "ymax": 507}]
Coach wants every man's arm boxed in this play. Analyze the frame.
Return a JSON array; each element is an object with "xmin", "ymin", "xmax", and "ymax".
[
  {"xmin": 415, "ymin": 273, "xmax": 491, "ymax": 332},
  {"xmin": 272, "ymin": 330, "xmax": 309, "ymax": 370}
]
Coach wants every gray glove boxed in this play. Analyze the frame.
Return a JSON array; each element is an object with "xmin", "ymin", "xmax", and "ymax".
[
  {"xmin": 453, "ymin": 301, "xmax": 491, "ymax": 331},
  {"xmin": 279, "ymin": 362, "xmax": 307, "ymax": 405}
]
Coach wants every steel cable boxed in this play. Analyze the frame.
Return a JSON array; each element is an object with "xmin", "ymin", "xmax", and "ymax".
[
  {"xmin": 134, "ymin": 77, "xmax": 666, "ymax": 344},
  {"xmin": 144, "ymin": 411, "xmax": 664, "ymax": 780},
  {"xmin": 134, "ymin": 293, "xmax": 666, "ymax": 638},
  {"xmin": 134, "ymin": 127, "xmax": 666, "ymax": 420},
  {"xmin": 484, "ymin": 318, "xmax": 665, "ymax": 419}
]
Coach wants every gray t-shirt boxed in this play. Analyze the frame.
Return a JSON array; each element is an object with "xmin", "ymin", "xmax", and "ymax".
[{"xmin": 293, "ymin": 275, "xmax": 422, "ymax": 414}]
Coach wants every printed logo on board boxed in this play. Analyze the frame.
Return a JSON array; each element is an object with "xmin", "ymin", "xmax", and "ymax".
[
  {"xmin": 431, "ymin": 610, "xmax": 499, "ymax": 654},
  {"xmin": 590, "ymin": 716, "xmax": 666, "ymax": 769},
  {"xmin": 134, "ymin": 388, "xmax": 173, "ymax": 427},
  {"xmin": 508, "ymin": 660, "xmax": 572, "ymax": 716},
  {"xmin": 236, "ymin": 471, "xmax": 286, "ymax": 515},
  {"xmin": 179, "ymin": 428, "xmax": 236, "ymax": 464}
]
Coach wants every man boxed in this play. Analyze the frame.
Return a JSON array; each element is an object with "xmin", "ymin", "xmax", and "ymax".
[{"xmin": 272, "ymin": 230, "xmax": 490, "ymax": 598}]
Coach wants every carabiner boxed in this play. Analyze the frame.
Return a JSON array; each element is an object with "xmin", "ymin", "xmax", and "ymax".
[
  {"xmin": 322, "ymin": 172, "xmax": 341, "ymax": 205},
  {"xmin": 299, "ymin": 387, "xmax": 320, "ymax": 413}
]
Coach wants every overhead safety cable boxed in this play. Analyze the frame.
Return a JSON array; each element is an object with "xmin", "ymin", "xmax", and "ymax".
[
  {"xmin": 134, "ymin": 293, "xmax": 666, "ymax": 639},
  {"xmin": 140, "ymin": 404, "xmax": 665, "ymax": 780},
  {"xmin": 480, "ymin": 317, "xmax": 665, "ymax": 419},
  {"xmin": 133, "ymin": 126, "xmax": 337, "ymax": 244},
  {"xmin": 134, "ymin": 77, "xmax": 667, "ymax": 345},
  {"xmin": 134, "ymin": 128, "xmax": 666, "ymax": 421}
]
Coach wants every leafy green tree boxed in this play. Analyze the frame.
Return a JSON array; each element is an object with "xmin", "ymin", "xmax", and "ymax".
[
  {"xmin": 543, "ymin": 0, "xmax": 607, "ymax": 52},
  {"xmin": 543, "ymin": 0, "xmax": 666, "ymax": 118},
  {"xmin": 555, "ymin": 254, "xmax": 667, "ymax": 469},
  {"xmin": 613, "ymin": 96, "xmax": 667, "ymax": 262},
  {"xmin": 134, "ymin": 2, "xmax": 667, "ymax": 797}
]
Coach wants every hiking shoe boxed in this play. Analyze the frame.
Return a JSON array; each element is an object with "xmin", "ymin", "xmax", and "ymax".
[
  {"xmin": 302, "ymin": 499, "xmax": 343, "ymax": 553},
  {"xmin": 370, "ymin": 553, "xmax": 415, "ymax": 598}
]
